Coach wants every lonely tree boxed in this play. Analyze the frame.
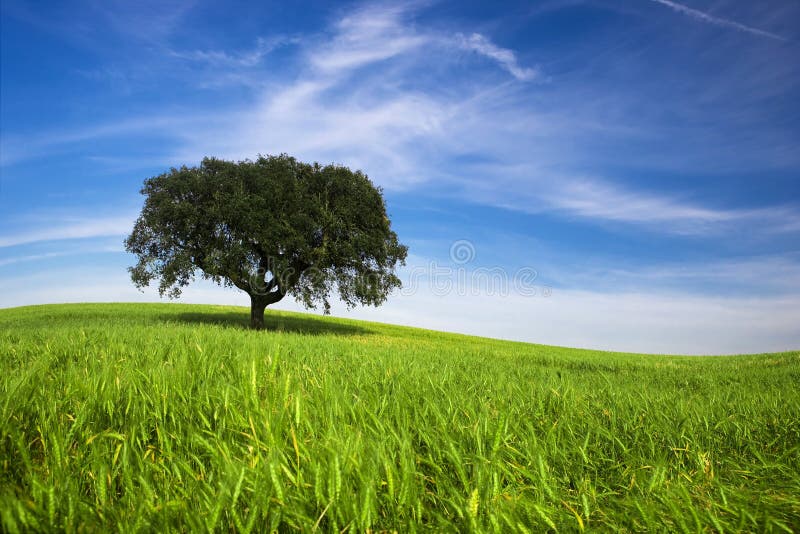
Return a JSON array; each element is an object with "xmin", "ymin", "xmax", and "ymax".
[{"xmin": 125, "ymin": 154, "xmax": 408, "ymax": 328}]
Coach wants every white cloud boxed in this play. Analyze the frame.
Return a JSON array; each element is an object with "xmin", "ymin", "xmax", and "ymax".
[
  {"xmin": 0, "ymin": 115, "xmax": 206, "ymax": 167},
  {"xmin": 456, "ymin": 33, "xmax": 538, "ymax": 81},
  {"xmin": 0, "ymin": 216, "xmax": 135, "ymax": 248},
  {"xmin": 167, "ymin": 5, "xmax": 454, "ymax": 189},
  {"xmin": 2, "ymin": 1, "xmax": 797, "ymax": 236},
  {"xmin": 647, "ymin": 0, "xmax": 786, "ymax": 41},
  {"xmin": 455, "ymin": 169, "xmax": 800, "ymax": 236},
  {"xmin": 548, "ymin": 178, "xmax": 729, "ymax": 224},
  {"xmin": 0, "ymin": 240, "xmax": 124, "ymax": 267},
  {"xmin": 308, "ymin": 4, "xmax": 429, "ymax": 73},
  {"xmin": 0, "ymin": 252, "xmax": 68, "ymax": 267},
  {"xmin": 170, "ymin": 36, "xmax": 296, "ymax": 67},
  {"xmin": 542, "ymin": 253, "xmax": 800, "ymax": 295},
  {"xmin": 540, "ymin": 178, "xmax": 800, "ymax": 235}
]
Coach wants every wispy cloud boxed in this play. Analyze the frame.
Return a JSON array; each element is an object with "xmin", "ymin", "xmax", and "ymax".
[
  {"xmin": 170, "ymin": 36, "xmax": 297, "ymax": 67},
  {"xmin": 540, "ymin": 178, "xmax": 800, "ymax": 235},
  {"xmin": 0, "ymin": 252, "xmax": 69, "ymax": 268},
  {"xmin": 308, "ymin": 4, "xmax": 429, "ymax": 73},
  {"xmin": 542, "ymin": 252, "xmax": 800, "ymax": 296},
  {"xmin": 3, "ymin": 1, "xmax": 796, "ymax": 238},
  {"xmin": 648, "ymin": 0, "xmax": 786, "ymax": 41},
  {"xmin": 0, "ymin": 242, "xmax": 123, "ymax": 267},
  {"xmin": 0, "ymin": 115, "xmax": 211, "ymax": 167},
  {"xmin": 0, "ymin": 216, "xmax": 135, "ymax": 248},
  {"xmin": 455, "ymin": 168, "xmax": 800, "ymax": 236},
  {"xmin": 456, "ymin": 33, "xmax": 538, "ymax": 81},
  {"xmin": 92, "ymin": 0, "xmax": 199, "ymax": 45}
]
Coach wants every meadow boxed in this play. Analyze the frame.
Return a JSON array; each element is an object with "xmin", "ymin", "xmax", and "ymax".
[{"xmin": 1, "ymin": 303, "xmax": 798, "ymax": 532}]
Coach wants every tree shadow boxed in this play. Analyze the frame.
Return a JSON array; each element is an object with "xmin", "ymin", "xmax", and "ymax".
[{"xmin": 166, "ymin": 310, "xmax": 372, "ymax": 336}]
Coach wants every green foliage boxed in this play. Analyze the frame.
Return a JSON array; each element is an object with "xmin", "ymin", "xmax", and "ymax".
[
  {"xmin": 2, "ymin": 303, "xmax": 799, "ymax": 532},
  {"xmin": 125, "ymin": 155, "xmax": 407, "ymax": 324}
]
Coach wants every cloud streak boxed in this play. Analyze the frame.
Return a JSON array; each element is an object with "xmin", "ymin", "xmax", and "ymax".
[
  {"xmin": 541, "ymin": 178, "xmax": 800, "ymax": 235},
  {"xmin": 309, "ymin": 4, "xmax": 430, "ymax": 73},
  {"xmin": 170, "ymin": 36, "xmax": 296, "ymax": 67},
  {"xmin": 647, "ymin": 0, "xmax": 786, "ymax": 41},
  {"xmin": 0, "ymin": 216, "xmax": 135, "ymax": 248},
  {"xmin": 458, "ymin": 168, "xmax": 800, "ymax": 236},
  {"xmin": 456, "ymin": 33, "xmax": 538, "ymax": 81},
  {"xmin": 2, "ymin": 2, "xmax": 796, "ymax": 238}
]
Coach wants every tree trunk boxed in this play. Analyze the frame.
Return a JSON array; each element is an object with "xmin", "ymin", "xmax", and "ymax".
[
  {"xmin": 250, "ymin": 296, "xmax": 267, "ymax": 330},
  {"xmin": 248, "ymin": 282, "xmax": 287, "ymax": 330}
]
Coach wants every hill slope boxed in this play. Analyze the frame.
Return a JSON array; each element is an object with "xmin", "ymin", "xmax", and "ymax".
[{"xmin": 1, "ymin": 303, "xmax": 798, "ymax": 532}]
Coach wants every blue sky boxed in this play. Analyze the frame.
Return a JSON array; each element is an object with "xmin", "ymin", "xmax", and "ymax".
[{"xmin": 1, "ymin": 0, "xmax": 799, "ymax": 354}]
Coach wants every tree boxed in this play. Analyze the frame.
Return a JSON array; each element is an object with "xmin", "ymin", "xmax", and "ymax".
[{"xmin": 125, "ymin": 154, "xmax": 408, "ymax": 329}]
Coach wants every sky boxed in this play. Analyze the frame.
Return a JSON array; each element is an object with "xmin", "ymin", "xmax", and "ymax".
[{"xmin": 1, "ymin": 0, "xmax": 799, "ymax": 354}]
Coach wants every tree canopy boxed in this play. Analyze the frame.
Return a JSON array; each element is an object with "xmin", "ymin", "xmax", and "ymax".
[{"xmin": 125, "ymin": 154, "xmax": 408, "ymax": 328}]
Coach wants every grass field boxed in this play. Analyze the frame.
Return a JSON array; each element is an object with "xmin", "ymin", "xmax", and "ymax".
[{"xmin": 1, "ymin": 303, "xmax": 798, "ymax": 532}]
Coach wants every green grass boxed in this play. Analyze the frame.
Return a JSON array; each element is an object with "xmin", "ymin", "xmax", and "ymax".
[{"xmin": 1, "ymin": 303, "xmax": 799, "ymax": 532}]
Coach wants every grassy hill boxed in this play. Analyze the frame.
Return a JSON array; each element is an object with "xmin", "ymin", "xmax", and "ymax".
[{"xmin": 1, "ymin": 303, "xmax": 798, "ymax": 532}]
